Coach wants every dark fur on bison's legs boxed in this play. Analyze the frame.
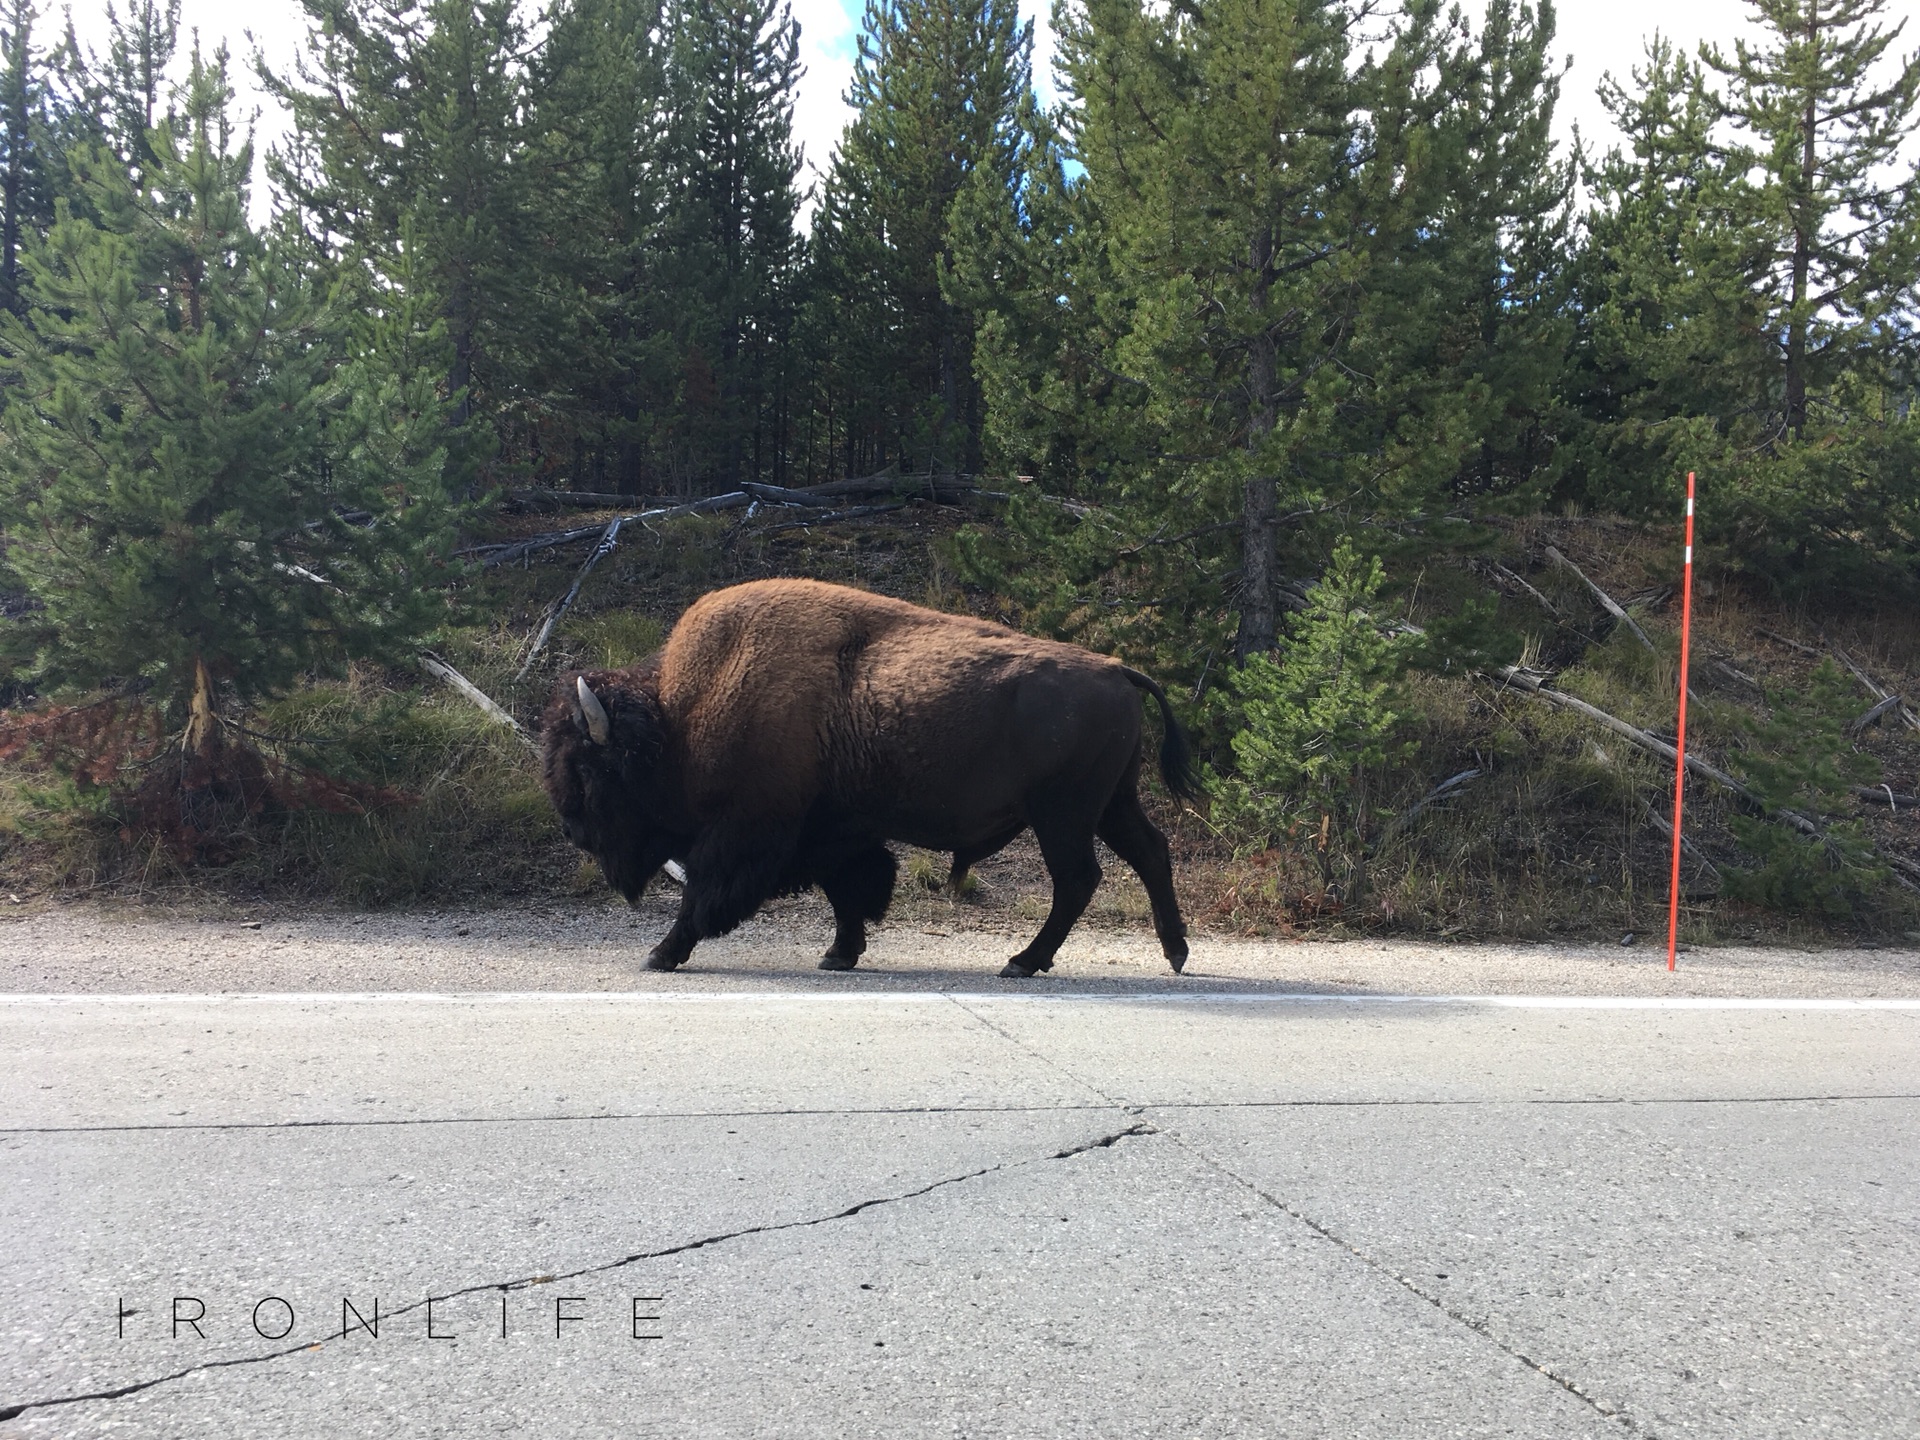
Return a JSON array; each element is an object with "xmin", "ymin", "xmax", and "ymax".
[
  {"xmin": 1097, "ymin": 787, "xmax": 1188, "ymax": 972},
  {"xmin": 818, "ymin": 844, "xmax": 898, "ymax": 970},
  {"xmin": 645, "ymin": 824, "xmax": 798, "ymax": 970},
  {"xmin": 1001, "ymin": 798, "xmax": 1104, "ymax": 979}
]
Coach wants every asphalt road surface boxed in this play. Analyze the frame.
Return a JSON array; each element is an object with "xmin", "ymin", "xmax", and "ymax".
[{"xmin": 2, "ymin": 911, "xmax": 1917, "ymax": 1437}]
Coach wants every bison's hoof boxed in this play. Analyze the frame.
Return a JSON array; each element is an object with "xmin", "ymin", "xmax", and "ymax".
[
  {"xmin": 999, "ymin": 956, "xmax": 1053, "ymax": 979},
  {"xmin": 1166, "ymin": 946, "xmax": 1188, "ymax": 975},
  {"xmin": 818, "ymin": 953, "xmax": 859, "ymax": 971},
  {"xmin": 644, "ymin": 951, "xmax": 686, "ymax": 972}
]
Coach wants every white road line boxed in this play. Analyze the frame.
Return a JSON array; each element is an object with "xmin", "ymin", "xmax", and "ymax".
[{"xmin": 1, "ymin": 992, "xmax": 1918, "ymax": 1010}]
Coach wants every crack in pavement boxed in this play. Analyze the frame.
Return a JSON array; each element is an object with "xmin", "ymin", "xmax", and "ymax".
[
  {"xmin": 925, "ymin": 1000, "xmax": 1675, "ymax": 1436},
  {"xmin": 0, "ymin": 1119, "xmax": 1156, "ymax": 1427},
  {"xmin": 4, "ymin": 1090, "xmax": 1914, "ymax": 1138},
  {"xmin": 1156, "ymin": 1124, "xmax": 1665, "ymax": 1439}
]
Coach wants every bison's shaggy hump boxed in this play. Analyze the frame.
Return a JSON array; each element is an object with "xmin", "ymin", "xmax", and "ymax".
[{"xmin": 541, "ymin": 578, "xmax": 1193, "ymax": 978}]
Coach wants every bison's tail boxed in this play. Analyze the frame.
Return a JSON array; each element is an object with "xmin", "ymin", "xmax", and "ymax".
[{"xmin": 1120, "ymin": 666, "xmax": 1200, "ymax": 804}]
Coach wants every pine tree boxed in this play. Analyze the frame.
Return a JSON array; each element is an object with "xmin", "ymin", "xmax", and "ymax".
[
  {"xmin": 1567, "ymin": 1, "xmax": 1920, "ymax": 580},
  {"xmin": 958, "ymin": 0, "xmax": 1443, "ymax": 666},
  {"xmin": 265, "ymin": 0, "xmax": 540, "ymax": 463},
  {"xmin": 1562, "ymin": 37, "xmax": 1770, "ymax": 513},
  {"xmin": 808, "ymin": 0, "xmax": 1031, "ymax": 476},
  {"xmin": 0, "ymin": 49, "xmax": 457, "ymax": 751},
  {"xmin": 0, "ymin": 0, "xmax": 70, "ymax": 314},
  {"xmin": 524, "ymin": 0, "xmax": 678, "ymax": 491},
  {"xmin": 661, "ymin": 0, "xmax": 803, "ymax": 487},
  {"xmin": 96, "ymin": 0, "xmax": 179, "ymax": 178},
  {"xmin": 1704, "ymin": 0, "xmax": 1920, "ymax": 439}
]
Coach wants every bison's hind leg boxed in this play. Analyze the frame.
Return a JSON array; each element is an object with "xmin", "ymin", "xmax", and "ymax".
[
  {"xmin": 818, "ymin": 844, "xmax": 897, "ymax": 971},
  {"xmin": 1002, "ymin": 797, "xmax": 1103, "ymax": 979},
  {"xmin": 1097, "ymin": 786, "xmax": 1189, "ymax": 973}
]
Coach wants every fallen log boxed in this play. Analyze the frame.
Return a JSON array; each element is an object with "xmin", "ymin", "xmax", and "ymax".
[
  {"xmin": 1641, "ymin": 800, "xmax": 1722, "ymax": 882},
  {"xmin": 1487, "ymin": 560, "xmax": 1565, "ymax": 619},
  {"xmin": 1492, "ymin": 665, "xmax": 1776, "ymax": 818},
  {"xmin": 1756, "ymin": 627, "xmax": 1820, "ymax": 656},
  {"xmin": 1489, "ymin": 667, "xmax": 1920, "ymax": 893},
  {"xmin": 1852, "ymin": 693, "xmax": 1906, "ymax": 736},
  {"xmin": 741, "ymin": 481, "xmax": 843, "ymax": 509}
]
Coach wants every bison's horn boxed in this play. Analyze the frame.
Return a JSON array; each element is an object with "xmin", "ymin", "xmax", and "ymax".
[{"xmin": 576, "ymin": 676, "xmax": 611, "ymax": 744}]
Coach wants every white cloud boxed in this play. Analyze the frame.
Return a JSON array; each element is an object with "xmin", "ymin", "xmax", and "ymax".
[{"xmin": 789, "ymin": 0, "xmax": 861, "ymax": 204}]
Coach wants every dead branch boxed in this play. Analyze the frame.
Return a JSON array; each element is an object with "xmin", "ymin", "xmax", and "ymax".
[
  {"xmin": 516, "ymin": 517, "xmax": 624, "ymax": 681},
  {"xmin": 464, "ymin": 492, "xmax": 751, "ymax": 568},
  {"xmin": 1851, "ymin": 693, "xmax": 1906, "ymax": 736},
  {"xmin": 1486, "ymin": 560, "xmax": 1564, "ymax": 619},
  {"xmin": 1641, "ymin": 799, "xmax": 1722, "ymax": 882},
  {"xmin": 1756, "ymin": 627, "xmax": 1820, "ymax": 656},
  {"xmin": 504, "ymin": 489, "xmax": 655, "ymax": 512},
  {"xmin": 1544, "ymin": 545, "xmax": 1655, "ymax": 651},
  {"xmin": 419, "ymin": 653, "xmax": 533, "ymax": 750},
  {"xmin": 1827, "ymin": 641, "xmax": 1920, "ymax": 734},
  {"xmin": 1372, "ymin": 768, "xmax": 1481, "ymax": 851},
  {"xmin": 754, "ymin": 502, "xmax": 909, "ymax": 537}
]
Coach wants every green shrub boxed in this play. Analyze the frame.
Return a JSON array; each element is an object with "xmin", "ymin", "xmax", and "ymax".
[
  {"xmin": 1213, "ymin": 540, "xmax": 1422, "ymax": 900},
  {"xmin": 1723, "ymin": 661, "xmax": 1887, "ymax": 917}
]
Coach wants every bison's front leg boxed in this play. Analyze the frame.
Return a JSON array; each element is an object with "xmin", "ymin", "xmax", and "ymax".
[
  {"xmin": 645, "ymin": 886, "xmax": 701, "ymax": 970},
  {"xmin": 644, "ymin": 825, "xmax": 798, "ymax": 971}
]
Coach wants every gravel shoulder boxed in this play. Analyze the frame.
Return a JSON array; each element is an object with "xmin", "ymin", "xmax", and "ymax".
[{"xmin": 2, "ymin": 891, "xmax": 1917, "ymax": 997}]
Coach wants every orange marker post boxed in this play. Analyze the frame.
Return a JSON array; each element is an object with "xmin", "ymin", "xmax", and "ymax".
[{"xmin": 1666, "ymin": 472, "xmax": 1697, "ymax": 972}]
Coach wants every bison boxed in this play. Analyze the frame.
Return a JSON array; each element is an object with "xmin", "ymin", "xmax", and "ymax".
[{"xmin": 540, "ymin": 578, "xmax": 1197, "ymax": 978}]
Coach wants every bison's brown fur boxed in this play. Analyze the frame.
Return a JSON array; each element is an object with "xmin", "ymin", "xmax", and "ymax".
[{"xmin": 541, "ymin": 579, "xmax": 1195, "ymax": 977}]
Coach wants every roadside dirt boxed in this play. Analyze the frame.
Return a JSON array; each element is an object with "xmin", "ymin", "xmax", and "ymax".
[{"xmin": 3, "ymin": 892, "xmax": 1917, "ymax": 998}]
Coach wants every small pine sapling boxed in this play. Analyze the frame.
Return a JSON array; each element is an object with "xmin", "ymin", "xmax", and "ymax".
[{"xmin": 1216, "ymin": 540, "xmax": 1421, "ymax": 906}]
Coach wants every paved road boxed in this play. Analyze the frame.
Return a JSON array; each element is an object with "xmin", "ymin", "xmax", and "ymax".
[{"xmin": 3, "ymin": 977, "xmax": 1917, "ymax": 1437}]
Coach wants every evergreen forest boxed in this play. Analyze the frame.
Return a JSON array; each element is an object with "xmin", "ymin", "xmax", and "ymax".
[{"xmin": 0, "ymin": 0, "xmax": 1918, "ymax": 937}]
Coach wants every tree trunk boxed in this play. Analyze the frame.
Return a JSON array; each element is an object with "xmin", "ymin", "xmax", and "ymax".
[
  {"xmin": 0, "ymin": 3, "xmax": 26, "ymax": 317},
  {"xmin": 1235, "ymin": 223, "xmax": 1280, "ymax": 664},
  {"xmin": 1785, "ymin": 4, "xmax": 1819, "ymax": 438},
  {"xmin": 182, "ymin": 654, "xmax": 222, "ymax": 758}
]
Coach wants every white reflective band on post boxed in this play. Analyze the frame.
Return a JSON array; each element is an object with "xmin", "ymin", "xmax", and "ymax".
[
  {"xmin": 1684, "ymin": 546, "xmax": 1692, "ymax": 563},
  {"xmin": 1686, "ymin": 498, "xmax": 1694, "ymax": 515}
]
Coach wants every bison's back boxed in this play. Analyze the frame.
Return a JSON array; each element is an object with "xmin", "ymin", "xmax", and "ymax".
[{"xmin": 659, "ymin": 580, "xmax": 1143, "ymax": 845}]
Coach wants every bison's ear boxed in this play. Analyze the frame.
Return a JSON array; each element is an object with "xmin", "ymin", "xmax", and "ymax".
[{"xmin": 576, "ymin": 676, "xmax": 612, "ymax": 744}]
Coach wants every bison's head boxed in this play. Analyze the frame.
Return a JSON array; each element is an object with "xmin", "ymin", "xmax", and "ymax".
[{"xmin": 540, "ymin": 668, "xmax": 681, "ymax": 903}]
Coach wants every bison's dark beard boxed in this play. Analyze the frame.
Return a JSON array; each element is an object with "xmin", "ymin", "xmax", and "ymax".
[{"xmin": 592, "ymin": 834, "xmax": 677, "ymax": 906}]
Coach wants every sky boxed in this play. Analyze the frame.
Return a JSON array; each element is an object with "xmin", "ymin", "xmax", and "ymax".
[{"xmin": 59, "ymin": 0, "xmax": 1908, "ymax": 221}]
